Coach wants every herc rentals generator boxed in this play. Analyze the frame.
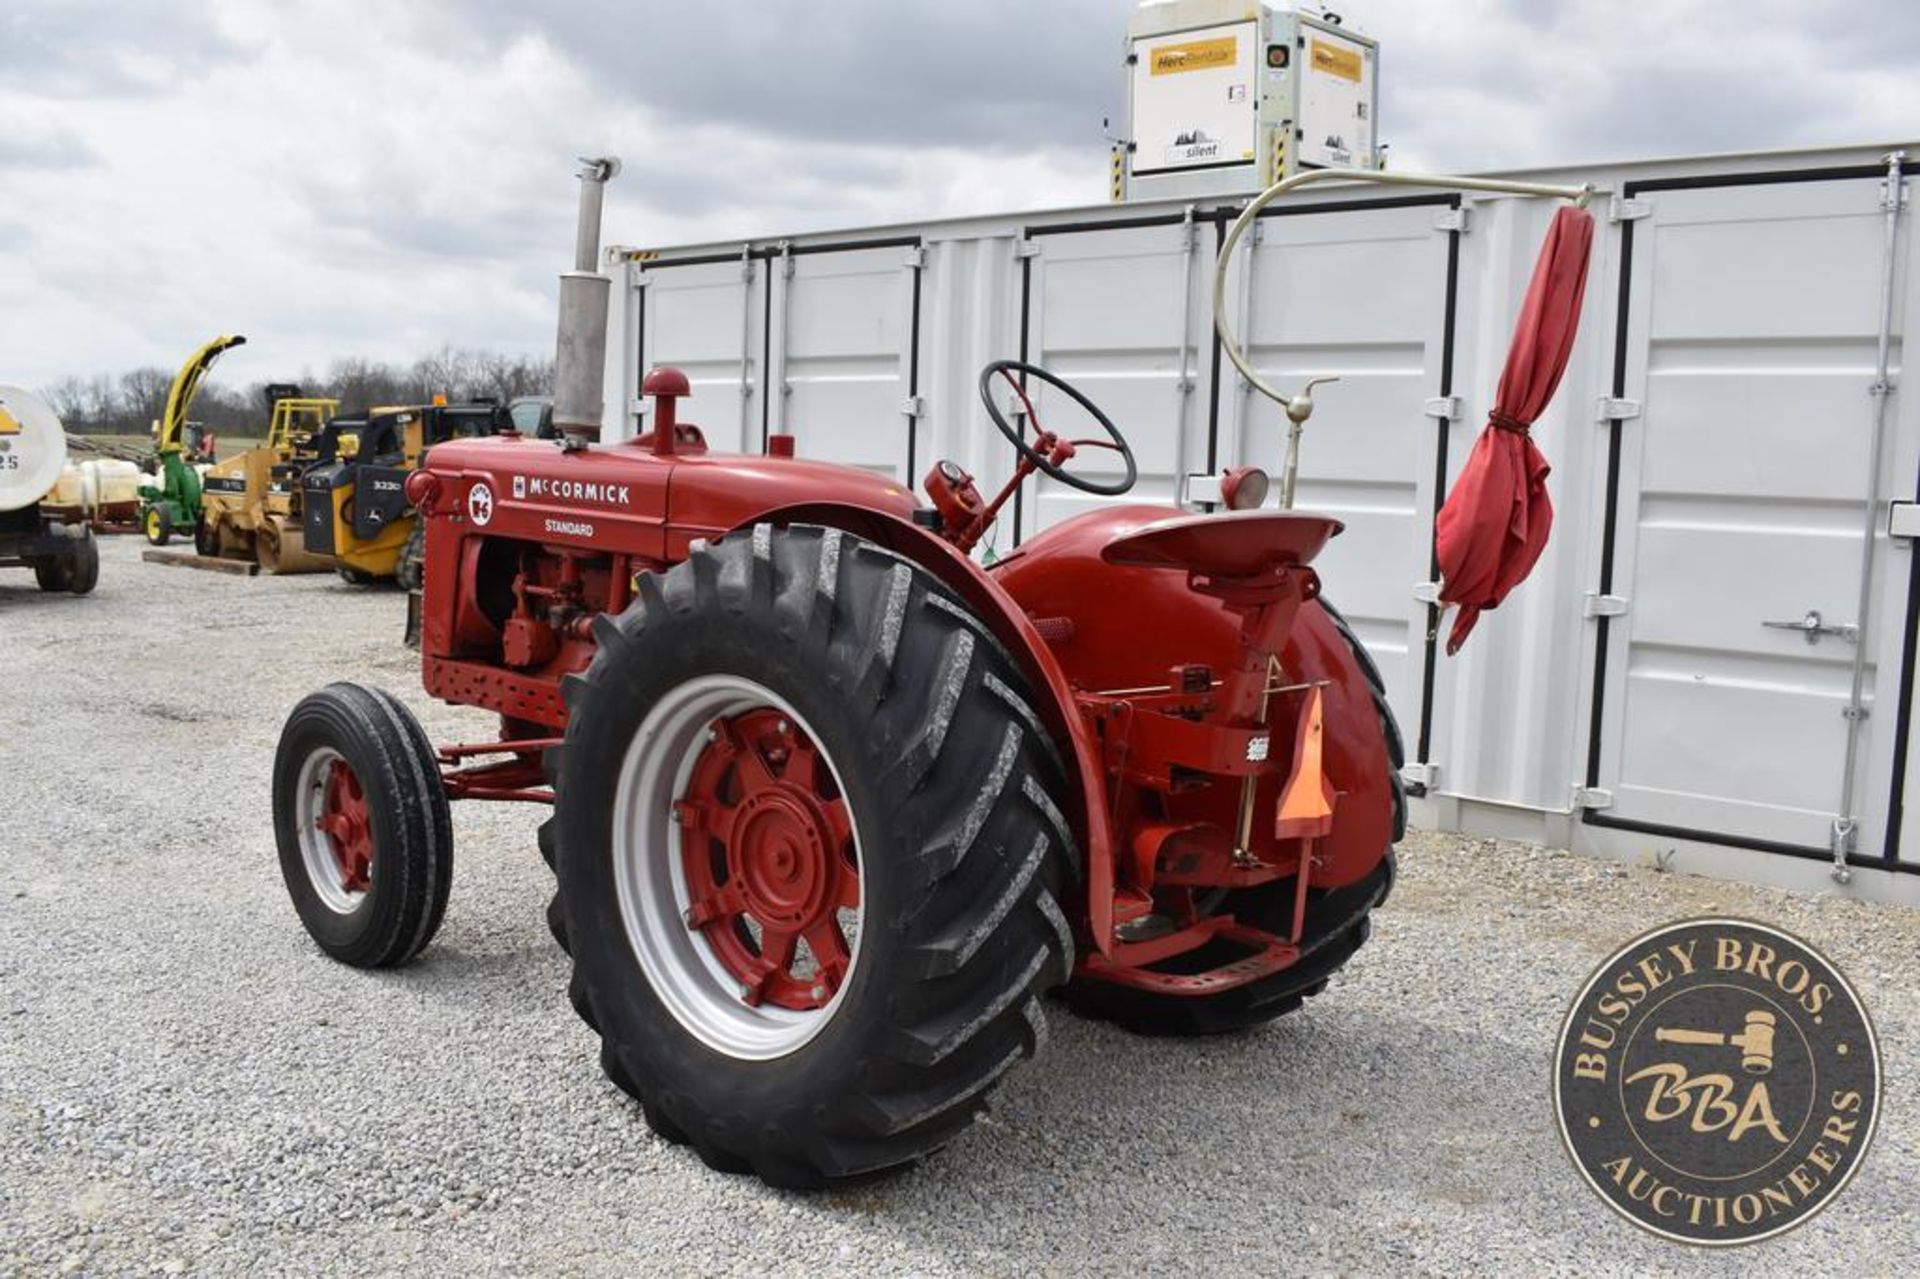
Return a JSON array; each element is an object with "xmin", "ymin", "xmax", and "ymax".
[{"xmin": 274, "ymin": 155, "xmax": 1593, "ymax": 1187}]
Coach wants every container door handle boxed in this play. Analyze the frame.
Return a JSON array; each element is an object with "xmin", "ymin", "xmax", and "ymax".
[{"xmin": 1761, "ymin": 610, "xmax": 1858, "ymax": 645}]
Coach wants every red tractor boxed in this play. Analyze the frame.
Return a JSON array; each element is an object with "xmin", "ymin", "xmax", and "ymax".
[{"xmin": 275, "ymin": 160, "xmax": 1590, "ymax": 1187}]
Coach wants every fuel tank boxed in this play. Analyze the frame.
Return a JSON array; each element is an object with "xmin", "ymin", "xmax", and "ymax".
[{"xmin": 991, "ymin": 504, "xmax": 1397, "ymax": 887}]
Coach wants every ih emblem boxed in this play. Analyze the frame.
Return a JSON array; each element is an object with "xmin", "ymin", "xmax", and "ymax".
[
  {"xmin": 467, "ymin": 481, "xmax": 495, "ymax": 527},
  {"xmin": 1554, "ymin": 917, "xmax": 1880, "ymax": 1245}
]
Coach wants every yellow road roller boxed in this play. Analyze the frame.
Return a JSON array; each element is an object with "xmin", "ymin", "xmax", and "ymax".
[{"xmin": 197, "ymin": 385, "xmax": 339, "ymax": 572}]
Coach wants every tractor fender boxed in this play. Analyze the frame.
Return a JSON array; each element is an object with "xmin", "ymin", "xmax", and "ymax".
[{"xmin": 739, "ymin": 501, "xmax": 1118, "ymax": 949}]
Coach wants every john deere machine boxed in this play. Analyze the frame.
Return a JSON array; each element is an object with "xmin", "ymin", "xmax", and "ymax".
[
  {"xmin": 302, "ymin": 399, "xmax": 514, "ymax": 584},
  {"xmin": 198, "ymin": 384, "xmax": 339, "ymax": 570},
  {"xmin": 138, "ymin": 334, "xmax": 245, "ymax": 546}
]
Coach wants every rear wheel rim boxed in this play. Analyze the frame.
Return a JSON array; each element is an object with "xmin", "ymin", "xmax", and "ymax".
[
  {"xmin": 613, "ymin": 675, "xmax": 865, "ymax": 1061},
  {"xmin": 295, "ymin": 746, "xmax": 373, "ymax": 914}
]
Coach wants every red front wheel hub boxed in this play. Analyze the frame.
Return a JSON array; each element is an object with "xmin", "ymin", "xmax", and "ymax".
[{"xmin": 318, "ymin": 759, "xmax": 374, "ymax": 893}]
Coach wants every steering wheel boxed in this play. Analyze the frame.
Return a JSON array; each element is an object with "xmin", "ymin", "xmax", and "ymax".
[{"xmin": 978, "ymin": 359, "xmax": 1137, "ymax": 497}]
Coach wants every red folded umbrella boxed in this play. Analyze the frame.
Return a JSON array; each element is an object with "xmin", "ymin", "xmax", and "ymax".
[{"xmin": 1434, "ymin": 202, "xmax": 1595, "ymax": 654}]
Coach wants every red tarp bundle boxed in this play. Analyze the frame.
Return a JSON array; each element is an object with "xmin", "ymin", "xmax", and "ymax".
[{"xmin": 1434, "ymin": 203, "xmax": 1596, "ymax": 654}]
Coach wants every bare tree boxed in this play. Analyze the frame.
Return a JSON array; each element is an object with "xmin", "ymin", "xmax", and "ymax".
[{"xmin": 38, "ymin": 349, "xmax": 554, "ymax": 435}]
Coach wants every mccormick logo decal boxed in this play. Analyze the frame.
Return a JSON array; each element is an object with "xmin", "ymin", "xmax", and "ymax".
[{"xmin": 516, "ymin": 476, "xmax": 633, "ymax": 506}]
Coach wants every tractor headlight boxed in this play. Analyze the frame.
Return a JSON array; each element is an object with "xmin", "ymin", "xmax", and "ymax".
[{"xmin": 1221, "ymin": 465, "xmax": 1270, "ymax": 510}]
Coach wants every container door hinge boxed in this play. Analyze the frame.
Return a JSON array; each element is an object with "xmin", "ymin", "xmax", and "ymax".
[
  {"xmin": 1400, "ymin": 762, "xmax": 1441, "ymax": 790},
  {"xmin": 903, "ymin": 245, "xmax": 926, "ymax": 270},
  {"xmin": 1609, "ymin": 196, "xmax": 1651, "ymax": 223},
  {"xmin": 899, "ymin": 395, "xmax": 925, "ymax": 419},
  {"xmin": 1597, "ymin": 396, "xmax": 1641, "ymax": 423},
  {"xmin": 1890, "ymin": 501, "xmax": 1920, "ymax": 540},
  {"xmin": 1424, "ymin": 395, "xmax": 1463, "ymax": 422},
  {"xmin": 1015, "ymin": 238, "xmax": 1041, "ymax": 259},
  {"xmin": 1433, "ymin": 207, "xmax": 1469, "ymax": 234},
  {"xmin": 1572, "ymin": 786, "xmax": 1614, "ymax": 811},
  {"xmin": 1583, "ymin": 593, "xmax": 1629, "ymax": 618},
  {"xmin": 1412, "ymin": 581, "xmax": 1443, "ymax": 605}
]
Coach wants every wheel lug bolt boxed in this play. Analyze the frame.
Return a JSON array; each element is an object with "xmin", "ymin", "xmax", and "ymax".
[{"xmin": 811, "ymin": 985, "xmax": 826, "ymax": 1000}]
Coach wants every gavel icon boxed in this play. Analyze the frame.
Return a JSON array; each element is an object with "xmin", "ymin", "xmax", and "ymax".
[{"xmin": 1654, "ymin": 1009, "xmax": 1777, "ymax": 1075}]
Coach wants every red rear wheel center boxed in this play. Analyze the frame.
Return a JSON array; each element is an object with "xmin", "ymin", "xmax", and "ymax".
[
  {"xmin": 677, "ymin": 708, "xmax": 858, "ymax": 1012},
  {"xmin": 319, "ymin": 758, "xmax": 374, "ymax": 894}
]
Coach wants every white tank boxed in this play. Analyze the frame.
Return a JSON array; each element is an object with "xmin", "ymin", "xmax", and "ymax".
[
  {"xmin": 0, "ymin": 385, "xmax": 68, "ymax": 512},
  {"xmin": 83, "ymin": 458, "xmax": 143, "ymax": 509}
]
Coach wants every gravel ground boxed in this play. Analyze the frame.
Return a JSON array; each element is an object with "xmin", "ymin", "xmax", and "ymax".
[{"xmin": 2, "ymin": 535, "xmax": 1916, "ymax": 1276}]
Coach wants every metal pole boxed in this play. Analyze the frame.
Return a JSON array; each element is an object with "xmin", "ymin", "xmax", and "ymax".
[
  {"xmin": 738, "ymin": 245, "xmax": 755, "ymax": 444},
  {"xmin": 1830, "ymin": 150, "xmax": 1907, "ymax": 883},
  {"xmin": 1173, "ymin": 206, "xmax": 1197, "ymax": 482},
  {"xmin": 776, "ymin": 241, "xmax": 795, "ymax": 444}
]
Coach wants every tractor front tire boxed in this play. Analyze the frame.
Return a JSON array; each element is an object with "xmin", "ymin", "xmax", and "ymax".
[
  {"xmin": 273, "ymin": 682, "xmax": 453, "ymax": 968},
  {"xmin": 1061, "ymin": 597, "xmax": 1404, "ymax": 1037},
  {"xmin": 549, "ymin": 525, "xmax": 1078, "ymax": 1188},
  {"xmin": 194, "ymin": 518, "xmax": 219, "ymax": 558},
  {"xmin": 145, "ymin": 506, "xmax": 173, "ymax": 546},
  {"xmin": 337, "ymin": 565, "xmax": 379, "ymax": 586}
]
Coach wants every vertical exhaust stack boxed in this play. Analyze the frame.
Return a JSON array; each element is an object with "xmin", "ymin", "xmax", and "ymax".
[{"xmin": 552, "ymin": 155, "xmax": 622, "ymax": 450}]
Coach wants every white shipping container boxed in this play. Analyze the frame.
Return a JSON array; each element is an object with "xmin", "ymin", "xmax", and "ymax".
[{"xmin": 599, "ymin": 143, "xmax": 1920, "ymax": 907}]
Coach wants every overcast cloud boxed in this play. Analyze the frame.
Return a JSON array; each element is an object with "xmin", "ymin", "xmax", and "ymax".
[{"xmin": 2, "ymin": 0, "xmax": 1916, "ymax": 388}]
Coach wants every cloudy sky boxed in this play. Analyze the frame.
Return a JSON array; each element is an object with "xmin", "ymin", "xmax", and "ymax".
[{"xmin": 3, "ymin": 0, "xmax": 1917, "ymax": 388}]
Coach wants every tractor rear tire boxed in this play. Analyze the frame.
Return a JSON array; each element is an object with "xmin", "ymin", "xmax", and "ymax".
[
  {"xmin": 273, "ymin": 682, "xmax": 453, "ymax": 968},
  {"xmin": 548, "ymin": 524, "xmax": 1079, "ymax": 1188},
  {"xmin": 145, "ymin": 506, "xmax": 173, "ymax": 547},
  {"xmin": 1061, "ymin": 597, "xmax": 1403, "ymax": 1037}
]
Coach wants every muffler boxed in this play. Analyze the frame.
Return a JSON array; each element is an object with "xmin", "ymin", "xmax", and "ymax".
[{"xmin": 552, "ymin": 156, "xmax": 621, "ymax": 451}]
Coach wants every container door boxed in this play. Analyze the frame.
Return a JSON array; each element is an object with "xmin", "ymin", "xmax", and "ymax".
[
  {"xmin": 1014, "ymin": 219, "xmax": 1205, "ymax": 543},
  {"xmin": 639, "ymin": 254, "xmax": 766, "ymax": 453},
  {"xmin": 1214, "ymin": 200, "xmax": 1462, "ymax": 754},
  {"xmin": 1587, "ymin": 173, "xmax": 1909, "ymax": 858},
  {"xmin": 767, "ymin": 242, "xmax": 923, "ymax": 481}
]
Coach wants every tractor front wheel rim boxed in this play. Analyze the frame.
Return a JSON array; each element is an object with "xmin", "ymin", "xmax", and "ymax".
[
  {"xmin": 294, "ymin": 746, "xmax": 374, "ymax": 914},
  {"xmin": 613, "ymin": 675, "xmax": 865, "ymax": 1061}
]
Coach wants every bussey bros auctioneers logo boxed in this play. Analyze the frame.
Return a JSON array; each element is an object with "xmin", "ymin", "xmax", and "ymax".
[{"xmin": 1553, "ymin": 917, "xmax": 1880, "ymax": 1246}]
